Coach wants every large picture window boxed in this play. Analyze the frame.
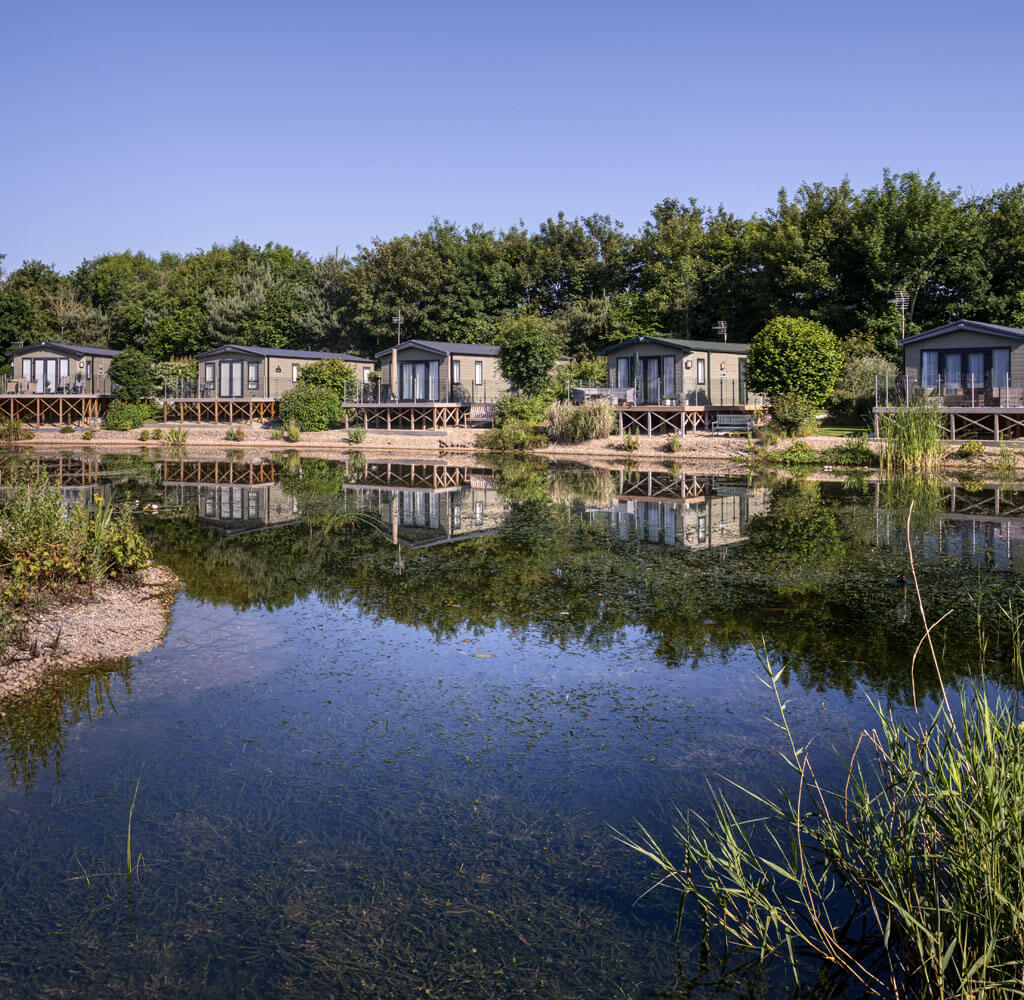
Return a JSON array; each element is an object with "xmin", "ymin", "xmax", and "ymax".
[{"xmin": 920, "ymin": 348, "xmax": 1010, "ymax": 391}]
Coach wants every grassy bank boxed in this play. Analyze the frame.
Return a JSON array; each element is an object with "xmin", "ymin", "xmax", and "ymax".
[{"xmin": 0, "ymin": 463, "xmax": 151, "ymax": 659}]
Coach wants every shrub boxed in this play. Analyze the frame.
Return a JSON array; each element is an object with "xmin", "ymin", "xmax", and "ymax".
[
  {"xmin": 1, "ymin": 418, "xmax": 34, "ymax": 442},
  {"xmin": 271, "ymin": 428, "xmax": 284, "ymax": 440},
  {"xmin": 60, "ymin": 424, "xmax": 75, "ymax": 434},
  {"xmin": 103, "ymin": 400, "xmax": 151, "ymax": 430},
  {"xmin": 139, "ymin": 430, "xmax": 150, "ymax": 441},
  {"xmin": 165, "ymin": 427, "xmax": 189, "ymax": 444},
  {"xmin": 494, "ymin": 393, "xmax": 547, "ymax": 427},
  {"xmin": 769, "ymin": 393, "xmax": 818, "ymax": 435},
  {"xmin": 278, "ymin": 383, "xmax": 342, "ymax": 432},
  {"xmin": 476, "ymin": 419, "xmax": 547, "ymax": 451},
  {"xmin": 153, "ymin": 358, "xmax": 198, "ymax": 396},
  {"xmin": 954, "ymin": 440, "xmax": 986, "ymax": 460},
  {"xmin": 546, "ymin": 400, "xmax": 615, "ymax": 443},
  {"xmin": 497, "ymin": 313, "xmax": 564, "ymax": 395},
  {"xmin": 82, "ymin": 429, "xmax": 94, "ymax": 440},
  {"xmin": 283, "ymin": 420, "xmax": 301, "ymax": 442},
  {"xmin": 150, "ymin": 427, "xmax": 163, "ymax": 440},
  {"xmin": 297, "ymin": 358, "xmax": 357, "ymax": 399},
  {"xmin": 225, "ymin": 427, "xmax": 246, "ymax": 441},
  {"xmin": 348, "ymin": 426, "xmax": 367, "ymax": 444},
  {"xmin": 620, "ymin": 431, "xmax": 639, "ymax": 452},
  {"xmin": 820, "ymin": 435, "xmax": 877, "ymax": 467},
  {"xmin": 108, "ymin": 348, "xmax": 156, "ymax": 400},
  {"xmin": 666, "ymin": 433, "xmax": 682, "ymax": 453},
  {"xmin": 746, "ymin": 316, "xmax": 844, "ymax": 405}
]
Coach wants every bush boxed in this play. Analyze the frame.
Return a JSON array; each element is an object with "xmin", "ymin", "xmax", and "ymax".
[
  {"xmin": 666, "ymin": 434, "xmax": 682, "ymax": 453},
  {"xmin": 278, "ymin": 383, "xmax": 342, "ymax": 432},
  {"xmin": 297, "ymin": 358, "xmax": 357, "ymax": 399},
  {"xmin": 494, "ymin": 393, "xmax": 547, "ymax": 427},
  {"xmin": 283, "ymin": 420, "xmax": 301, "ymax": 442},
  {"xmin": 225, "ymin": 427, "xmax": 245, "ymax": 441},
  {"xmin": 60, "ymin": 424, "xmax": 75, "ymax": 434},
  {"xmin": 546, "ymin": 400, "xmax": 615, "ymax": 443},
  {"xmin": 348, "ymin": 426, "xmax": 367, "ymax": 444},
  {"xmin": 82, "ymin": 429, "xmax": 94, "ymax": 440},
  {"xmin": 108, "ymin": 348, "xmax": 156, "ymax": 400},
  {"xmin": 769, "ymin": 393, "xmax": 818, "ymax": 435},
  {"xmin": 476, "ymin": 420, "xmax": 548, "ymax": 451},
  {"xmin": 954, "ymin": 440, "xmax": 986, "ymax": 460},
  {"xmin": 1, "ymin": 419, "xmax": 34, "ymax": 442},
  {"xmin": 139, "ymin": 430, "xmax": 149, "ymax": 441},
  {"xmin": 829, "ymin": 353, "xmax": 899, "ymax": 423},
  {"xmin": 747, "ymin": 316, "xmax": 844, "ymax": 405},
  {"xmin": 165, "ymin": 427, "xmax": 189, "ymax": 444},
  {"xmin": 103, "ymin": 400, "xmax": 151, "ymax": 430},
  {"xmin": 620, "ymin": 431, "xmax": 639, "ymax": 452}
]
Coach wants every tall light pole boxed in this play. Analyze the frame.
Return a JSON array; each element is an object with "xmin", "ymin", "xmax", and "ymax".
[{"xmin": 392, "ymin": 307, "xmax": 404, "ymax": 344}]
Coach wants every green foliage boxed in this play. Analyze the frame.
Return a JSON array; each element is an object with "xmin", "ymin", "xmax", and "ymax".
[
  {"xmin": 1, "ymin": 418, "xmax": 34, "ymax": 442},
  {"xmin": 150, "ymin": 427, "xmax": 163, "ymax": 440},
  {"xmin": 278, "ymin": 383, "xmax": 342, "ymax": 431},
  {"xmin": 296, "ymin": 357, "xmax": 357, "ymax": 398},
  {"xmin": 747, "ymin": 316, "xmax": 843, "ymax": 405},
  {"xmin": 620, "ymin": 431, "xmax": 639, "ymax": 451},
  {"xmin": 666, "ymin": 433, "xmax": 682, "ymax": 453},
  {"xmin": 497, "ymin": 313, "xmax": 563, "ymax": 395},
  {"xmin": 139, "ymin": 430, "xmax": 149, "ymax": 441},
  {"xmin": 954, "ymin": 440, "xmax": 986, "ymax": 460},
  {"xmin": 225, "ymin": 427, "xmax": 246, "ymax": 441},
  {"xmin": 164, "ymin": 427, "xmax": 189, "ymax": 444},
  {"xmin": 283, "ymin": 420, "xmax": 301, "ymax": 442},
  {"xmin": 103, "ymin": 400, "xmax": 151, "ymax": 430},
  {"xmin": 881, "ymin": 400, "xmax": 946, "ymax": 472},
  {"xmin": 60, "ymin": 424, "xmax": 75, "ymax": 434},
  {"xmin": 991, "ymin": 443, "xmax": 1018, "ymax": 478},
  {"xmin": 829, "ymin": 352, "xmax": 899, "ymax": 423},
  {"xmin": 545, "ymin": 400, "xmax": 615, "ymax": 443},
  {"xmin": 494, "ymin": 393, "xmax": 547, "ymax": 427},
  {"xmin": 82, "ymin": 429, "xmax": 94, "ymax": 440},
  {"xmin": 348, "ymin": 426, "xmax": 366, "ymax": 444},
  {"xmin": 475, "ymin": 420, "xmax": 548, "ymax": 451},
  {"xmin": 0, "ymin": 468, "xmax": 150, "ymax": 611},
  {"xmin": 768, "ymin": 392, "xmax": 818, "ymax": 435},
  {"xmin": 621, "ymin": 641, "xmax": 1024, "ymax": 999},
  {"xmin": 152, "ymin": 358, "xmax": 198, "ymax": 396},
  {"xmin": 107, "ymin": 348, "xmax": 156, "ymax": 400}
]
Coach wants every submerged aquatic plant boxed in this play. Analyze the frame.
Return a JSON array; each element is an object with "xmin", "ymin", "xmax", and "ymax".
[{"xmin": 620, "ymin": 509, "xmax": 1024, "ymax": 999}]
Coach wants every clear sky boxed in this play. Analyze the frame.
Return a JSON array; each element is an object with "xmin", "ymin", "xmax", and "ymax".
[{"xmin": 2, "ymin": 0, "xmax": 1023, "ymax": 273}]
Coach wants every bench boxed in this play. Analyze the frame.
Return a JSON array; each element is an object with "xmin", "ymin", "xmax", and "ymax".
[{"xmin": 711, "ymin": 413, "xmax": 754, "ymax": 435}]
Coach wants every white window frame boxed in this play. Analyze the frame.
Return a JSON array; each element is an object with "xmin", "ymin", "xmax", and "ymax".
[
  {"xmin": 474, "ymin": 360, "xmax": 483, "ymax": 386},
  {"xmin": 452, "ymin": 359, "xmax": 461, "ymax": 384},
  {"xmin": 292, "ymin": 363, "xmax": 300, "ymax": 383}
]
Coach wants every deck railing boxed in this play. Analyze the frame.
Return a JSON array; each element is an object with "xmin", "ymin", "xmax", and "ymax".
[
  {"xmin": 1, "ymin": 373, "xmax": 115, "ymax": 396},
  {"xmin": 599, "ymin": 376, "xmax": 764, "ymax": 407},
  {"xmin": 875, "ymin": 375, "xmax": 1024, "ymax": 409},
  {"xmin": 156, "ymin": 379, "xmax": 503, "ymax": 405}
]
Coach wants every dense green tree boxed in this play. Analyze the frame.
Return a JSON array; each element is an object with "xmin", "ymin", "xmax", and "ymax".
[
  {"xmin": 497, "ymin": 313, "xmax": 563, "ymax": 394},
  {"xmin": 746, "ymin": 316, "xmax": 843, "ymax": 405},
  {"xmin": 107, "ymin": 347, "xmax": 156, "ymax": 399},
  {"xmin": 296, "ymin": 357, "xmax": 357, "ymax": 397}
]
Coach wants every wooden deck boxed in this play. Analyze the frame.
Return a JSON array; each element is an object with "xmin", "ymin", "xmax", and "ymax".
[
  {"xmin": 616, "ymin": 404, "xmax": 757, "ymax": 436},
  {"xmin": 342, "ymin": 402, "xmax": 473, "ymax": 431},
  {"xmin": 162, "ymin": 398, "xmax": 279, "ymax": 423},
  {"xmin": 874, "ymin": 405, "xmax": 1024, "ymax": 441},
  {"xmin": 0, "ymin": 393, "xmax": 110, "ymax": 426}
]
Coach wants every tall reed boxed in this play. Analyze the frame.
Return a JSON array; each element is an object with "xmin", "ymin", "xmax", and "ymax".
[
  {"xmin": 881, "ymin": 400, "xmax": 946, "ymax": 472},
  {"xmin": 546, "ymin": 400, "xmax": 615, "ymax": 443},
  {"xmin": 619, "ymin": 511, "xmax": 1024, "ymax": 998}
]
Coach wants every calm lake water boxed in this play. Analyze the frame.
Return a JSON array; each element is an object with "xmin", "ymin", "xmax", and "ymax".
[{"xmin": 2, "ymin": 451, "xmax": 1022, "ymax": 998}]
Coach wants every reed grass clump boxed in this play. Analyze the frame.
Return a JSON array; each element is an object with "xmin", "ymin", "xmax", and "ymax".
[
  {"xmin": 881, "ymin": 400, "xmax": 945, "ymax": 472},
  {"xmin": 546, "ymin": 400, "xmax": 615, "ymax": 443},
  {"xmin": 348, "ymin": 426, "xmax": 367, "ymax": 444},
  {"xmin": 620, "ymin": 535, "xmax": 1024, "ymax": 999}
]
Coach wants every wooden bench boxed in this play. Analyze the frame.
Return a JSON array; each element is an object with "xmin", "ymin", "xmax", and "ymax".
[{"xmin": 711, "ymin": 413, "xmax": 754, "ymax": 435}]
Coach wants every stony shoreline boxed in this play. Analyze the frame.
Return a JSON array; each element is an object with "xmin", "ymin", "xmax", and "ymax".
[{"xmin": 0, "ymin": 564, "xmax": 180, "ymax": 702}]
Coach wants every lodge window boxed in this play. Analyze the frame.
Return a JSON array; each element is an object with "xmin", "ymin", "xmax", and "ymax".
[
  {"xmin": 292, "ymin": 364, "xmax": 300, "ymax": 383},
  {"xmin": 204, "ymin": 363, "xmax": 214, "ymax": 385},
  {"xmin": 920, "ymin": 348, "xmax": 1010, "ymax": 390},
  {"xmin": 452, "ymin": 359, "xmax": 461, "ymax": 384},
  {"xmin": 696, "ymin": 359, "xmax": 706, "ymax": 385},
  {"xmin": 247, "ymin": 362, "xmax": 260, "ymax": 391},
  {"xmin": 474, "ymin": 361, "xmax": 483, "ymax": 385}
]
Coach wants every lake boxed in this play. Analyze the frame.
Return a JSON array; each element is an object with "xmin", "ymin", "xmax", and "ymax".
[{"xmin": 1, "ymin": 451, "xmax": 1021, "ymax": 998}]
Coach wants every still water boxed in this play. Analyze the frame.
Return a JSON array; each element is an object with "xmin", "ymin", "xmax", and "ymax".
[{"xmin": 1, "ymin": 452, "xmax": 1021, "ymax": 998}]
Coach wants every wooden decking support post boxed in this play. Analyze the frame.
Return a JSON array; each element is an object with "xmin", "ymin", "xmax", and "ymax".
[
  {"xmin": 995, "ymin": 413, "xmax": 1001, "ymax": 441},
  {"xmin": 949, "ymin": 411, "xmax": 956, "ymax": 441}
]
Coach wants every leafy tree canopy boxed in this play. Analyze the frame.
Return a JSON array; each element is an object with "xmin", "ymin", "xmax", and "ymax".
[
  {"xmin": 746, "ymin": 316, "xmax": 843, "ymax": 405},
  {"xmin": 107, "ymin": 347, "xmax": 156, "ymax": 400},
  {"xmin": 497, "ymin": 313, "xmax": 564, "ymax": 395},
  {"xmin": 296, "ymin": 357, "xmax": 357, "ymax": 397}
]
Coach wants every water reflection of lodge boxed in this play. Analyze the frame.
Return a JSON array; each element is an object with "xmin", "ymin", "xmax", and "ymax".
[
  {"xmin": 0, "ymin": 454, "xmax": 113, "ymax": 506},
  {"xmin": 344, "ymin": 460, "xmax": 503, "ymax": 548},
  {"xmin": 876, "ymin": 483, "xmax": 1024, "ymax": 572},
  {"xmin": 162, "ymin": 458, "xmax": 300, "ymax": 536},
  {"xmin": 587, "ymin": 472, "xmax": 770, "ymax": 549}
]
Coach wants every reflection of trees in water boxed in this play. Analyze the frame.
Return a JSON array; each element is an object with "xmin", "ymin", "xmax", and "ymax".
[{"xmin": 0, "ymin": 662, "xmax": 133, "ymax": 791}]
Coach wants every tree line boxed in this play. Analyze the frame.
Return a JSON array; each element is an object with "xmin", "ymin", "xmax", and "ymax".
[{"xmin": 3, "ymin": 170, "xmax": 1023, "ymax": 364}]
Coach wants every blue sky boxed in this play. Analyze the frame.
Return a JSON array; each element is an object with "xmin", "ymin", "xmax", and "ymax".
[{"xmin": 2, "ymin": 0, "xmax": 1022, "ymax": 273}]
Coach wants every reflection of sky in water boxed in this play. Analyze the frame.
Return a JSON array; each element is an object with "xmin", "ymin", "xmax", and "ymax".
[{"xmin": 3, "ymin": 454, "xmax": 1016, "ymax": 997}]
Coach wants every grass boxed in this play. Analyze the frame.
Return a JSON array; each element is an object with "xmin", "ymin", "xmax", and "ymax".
[
  {"xmin": 348, "ymin": 426, "xmax": 367, "ymax": 444},
  {"xmin": 881, "ymin": 401, "xmax": 946, "ymax": 473},
  {"xmin": 619, "ymin": 509, "xmax": 1024, "ymax": 999},
  {"xmin": 546, "ymin": 400, "xmax": 615, "ymax": 443},
  {"xmin": 815, "ymin": 423, "xmax": 866, "ymax": 437}
]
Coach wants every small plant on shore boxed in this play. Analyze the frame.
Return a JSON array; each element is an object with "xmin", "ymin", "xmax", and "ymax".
[
  {"xmin": 82, "ymin": 429, "xmax": 94, "ymax": 440},
  {"xmin": 881, "ymin": 399, "xmax": 945, "ymax": 472},
  {"xmin": 271, "ymin": 428, "xmax": 284, "ymax": 440},
  {"xmin": 225, "ymin": 427, "xmax": 246, "ymax": 441},
  {"xmin": 164, "ymin": 427, "xmax": 189, "ymax": 444},
  {"xmin": 954, "ymin": 439, "xmax": 986, "ymax": 460},
  {"xmin": 620, "ymin": 431, "xmax": 639, "ymax": 452},
  {"xmin": 1, "ymin": 418, "xmax": 34, "ymax": 443},
  {"xmin": 476, "ymin": 419, "xmax": 547, "ymax": 451},
  {"xmin": 60, "ymin": 424, "xmax": 75, "ymax": 434},
  {"xmin": 139, "ymin": 430, "xmax": 149, "ymax": 441},
  {"xmin": 666, "ymin": 433, "xmax": 682, "ymax": 453},
  {"xmin": 150, "ymin": 427, "xmax": 163, "ymax": 440},
  {"xmin": 283, "ymin": 420, "xmax": 301, "ymax": 443},
  {"xmin": 992, "ymin": 443, "xmax": 1018, "ymax": 478},
  {"xmin": 348, "ymin": 426, "xmax": 367, "ymax": 444},
  {"xmin": 546, "ymin": 399, "xmax": 615, "ymax": 443}
]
